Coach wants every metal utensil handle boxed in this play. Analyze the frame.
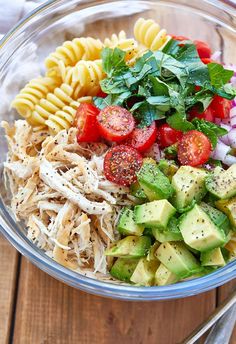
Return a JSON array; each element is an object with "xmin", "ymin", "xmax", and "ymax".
[
  {"xmin": 204, "ymin": 303, "xmax": 236, "ymax": 344},
  {"xmin": 180, "ymin": 289, "xmax": 236, "ymax": 344}
]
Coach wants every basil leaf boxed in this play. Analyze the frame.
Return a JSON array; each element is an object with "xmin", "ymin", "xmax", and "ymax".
[
  {"xmin": 101, "ymin": 47, "xmax": 127, "ymax": 77},
  {"xmin": 185, "ymin": 91, "xmax": 213, "ymax": 111},
  {"xmin": 208, "ymin": 63, "xmax": 234, "ymax": 88},
  {"xmin": 191, "ymin": 118, "xmax": 228, "ymax": 148},
  {"xmin": 167, "ymin": 112, "xmax": 194, "ymax": 132},
  {"xmin": 176, "ymin": 44, "xmax": 210, "ymax": 86},
  {"xmin": 131, "ymin": 102, "xmax": 165, "ymax": 127}
]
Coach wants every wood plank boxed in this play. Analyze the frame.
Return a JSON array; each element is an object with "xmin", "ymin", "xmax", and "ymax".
[
  {"xmin": 218, "ymin": 281, "xmax": 236, "ymax": 344},
  {"xmin": 13, "ymin": 257, "xmax": 216, "ymax": 344},
  {"xmin": 0, "ymin": 235, "xmax": 19, "ymax": 344}
]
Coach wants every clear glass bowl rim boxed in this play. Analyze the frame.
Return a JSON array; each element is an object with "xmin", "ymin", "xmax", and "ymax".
[{"xmin": 0, "ymin": 0, "xmax": 236, "ymax": 300}]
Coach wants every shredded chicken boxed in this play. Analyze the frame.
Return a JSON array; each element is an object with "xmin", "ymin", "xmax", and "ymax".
[{"xmin": 2, "ymin": 120, "xmax": 132, "ymax": 279}]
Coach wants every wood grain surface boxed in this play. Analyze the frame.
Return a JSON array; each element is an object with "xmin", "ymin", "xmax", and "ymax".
[{"xmin": 0, "ymin": 236, "xmax": 19, "ymax": 344}]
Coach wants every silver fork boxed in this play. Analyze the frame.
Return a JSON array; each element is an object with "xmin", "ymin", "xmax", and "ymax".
[{"xmin": 181, "ymin": 288, "xmax": 236, "ymax": 344}]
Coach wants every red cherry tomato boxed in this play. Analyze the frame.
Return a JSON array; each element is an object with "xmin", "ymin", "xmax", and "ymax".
[
  {"xmin": 97, "ymin": 90, "xmax": 107, "ymax": 98},
  {"xmin": 124, "ymin": 122, "xmax": 157, "ymax": 152},
  {"xmin": 74, "ymin": 103, "xmax": 100, "ymax": 142},
  {"xmin": 194, "ymin": 40, "xmax": 211, "ymax": 58},
  {"xmin": 178, "ymin": 130, "xmax": 212, "ymax": 166},
  {"xmin": 201, "ymin": 57, "xmax": 213, "ymax": 64},
  {"xmin": 210, "ymin": 95, "xmax": 232, "ymax": 119},
  {"xmin": 97, "ymin": 106, "xmax": 135, "ymax": 142},
  {"xmin": 104, "ymin": 145, "xmax": 143, "ymax": 186},
  {"xmin": 188, "ymin": 106, "xmax": 215, "ymax": 122},
  {"xmin": 157, "ymin": 124, "xmax": 183, "ymax": 148},
  {"xmin": 170, "ymin": 35, "xmax": 189, "ymax": 41}
]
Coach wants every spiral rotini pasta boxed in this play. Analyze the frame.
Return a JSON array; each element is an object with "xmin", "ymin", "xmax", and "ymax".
[
  {"xmin": 45, "ymin": 37, "xmax": 104, "ymax": 73},
  {"xmin": 11, "ymin": 76, "xmax": 61, "ymax": 119},
  {"xmin": 46, "ymin": 97, "xmax": 92, "ymax": 134},
  {"xmin": 62, "ymin": 60, "xmax": 105, "ymax": 98},
  {"xmin": 104, "ymin": 31, "xmax": 139, "ymax": 62},
  {"xmin": 134, "ymin": 18, "xmax": 170, "ymax": 51},
  {"xmin": 28, "ymin": 83, "xmax": 74, "ymax": 126}
]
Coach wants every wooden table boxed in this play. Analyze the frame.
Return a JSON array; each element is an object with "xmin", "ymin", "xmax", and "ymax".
[{"xmin": 0, "ymin": 235, "xmax": 235, "ymax": 344}]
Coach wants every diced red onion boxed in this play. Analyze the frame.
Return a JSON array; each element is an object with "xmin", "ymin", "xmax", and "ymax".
[
  {"xmin": 227, "ymin": 128, "xmax": 236, "ymax": 148},
  {"xmin": 143, "ymin": 143, "xmax": 161, "ymax": 161},
  {"xmin": 223, "ymin": 154, "xmax": 236, "ymax": 166},
  {"xmin": 211, "ymin": 141, "xmax": 231, "ymax": 160},
  {"xmin": 220, "ymin": 124, "xmax": 231, "ymax": 145},
  {"xmin": 211, "ymin": 50, "xmax": 221, "ymax": 61},
  {"xmin": 230, "ymin": 107, "xmax": 236, "ymax": 118},
  {"xmin": 230, "ymin": 116, "xmax": 236, "ymax": 127}
]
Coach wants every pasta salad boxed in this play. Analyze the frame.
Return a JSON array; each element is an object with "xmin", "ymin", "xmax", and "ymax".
[{"xmin": 3, "ymin": 18, "xmax": 236, "ymax": 286}]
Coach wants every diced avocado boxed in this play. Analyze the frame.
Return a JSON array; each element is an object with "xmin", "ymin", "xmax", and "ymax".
[
  {"xmin": 215, "ymin": 197, "xmax": 236, "ymax": 228},
  {"xmin": 105, "ymin": 236, "xmax": 151, "ymax": 258},
  {"xmin": 147, "ymin": 242, "xmax": 160, "ymax": 261},
  {"xmin": 221, "ymin": 247, "xmax": 230, "ymax": 263},
  {"xmin": 179, "ymin": 204, "xmax": 226, "ymax": 252},
  {"xmin": 225, "ymin": 232, "xmax": 236, "ymax": 255},
  {"xmin": 158, "ymin": 159, "xmax": 179, "ymax": 181},
  {"xmin": 154, "ymin": 263, "xmax": 179, "ymax": 286},
  {"xmin": 152, "ymin": 217, "xmax": 183, "ymax": 242},
  {"xmin": 206, "ymin": 164, "xmax": 236, "ymax": 199},
  {"xmin": 155, "ymin": 242, "xmax": 202, "ymax": 279},
  {"xmin": 171, "ymin": 166, "xmax": 207, "ymax": 212},
  {"xmin": 130, "ymin": 182, "xmax": 147, "ymax": 200},
  {"xmin": 134, "ymin": 200, "xmax": 176, "ymax": 229},
  {"xmin": 110, "ymin": 258, "xmax": 139, "ymax": 282},
  {"xmin": 117, "ymin": 208, "xmax": 144, "ymax": 236},
  {"xmin": 130, "ymin": 258, "xmax": 159, "ymax": 286},
  {"xmin": 200, "ymin": 202, "xmax": 231, "ymax": 235},
  {"xmin": 200, "ymin": 248, "xmax": 225, "ymax": 267},
  {"xmin": 137, "ymin": 162, "xmax": 174, "ymax": 201}
]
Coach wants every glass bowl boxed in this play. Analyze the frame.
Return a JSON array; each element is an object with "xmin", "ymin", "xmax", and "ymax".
[{"xmin": 0, "ymin": 0, "xmax": 236, "ymax": 301}]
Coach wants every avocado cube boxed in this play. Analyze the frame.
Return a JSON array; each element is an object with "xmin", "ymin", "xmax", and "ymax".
[
  {"xmin": 117, "ymin": 208, "xmax": 144, "ymax": 236},
  {"xmin": 147, "ymin": 242, "xmax": 160, "ymax": 261},
  {"xmin": 152, "ymin": 217, "xmax": 183, "ymax": 242},
  {"xmin": 158, "ymin": 159, "xmax": 178, "ymax": 181},
  {"xmin": 179, "ymin": 205, "xmax": 226, "ymax": 252},
  {"xmin": 215, "ymin": 197, "xmax": 236, "ymax": 228},
  {"xmin": 137, "ymin": 162, "xmax": 174, "ymax": 201},
  {"xmin": 110, "ymin": 258, "xmax": 139, "ymax": 282},
  {"xmin": 171, "ymin": 166, "xmax": 207, "ymax": 212},
  {"xmin": 134, "ymin": 200, "xmax": 176, "ymax": 229},
  {"xmin": 200, "ymin": 202, "xmax": 231, "ymax": 235},
  {"xmin": 105, "ymin": 236, "xmax": 151, "ymax": 258},
  {"xmin": 155, "ymin": 263, "xmax": 179, "ymax": 286},
  {"xmin": 200, "ymin": 248, "xmax": 225, "ymax": 267},
  {"xmin": 155, "ymin": 242, "xmax": 202, "ymax": 279},
  {"xmin": 130, "ymin": 182, "xmax": 147, "ymax": 200},
  {"xmin": 130, "ymin": 258, "xmax": 159, "ymax": 286},
  {"xmin": 206, "ymin": 164, "xmax": 236, "ymax": 199},
  {"xmin": 225, "ymin": 232, "xmax": 236, "ymax": 255}
]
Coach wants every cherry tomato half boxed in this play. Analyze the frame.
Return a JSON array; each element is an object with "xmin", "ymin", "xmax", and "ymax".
[
  {"xmin": 104, "ymin": 145, "xmax": 143, "ymax": 186},
  {"xmin": 201, "ymin": 57, "xmax": 214, "ymax": 64},
  {"xmin": 157, "ymin": 123, "xmax": 183, "ymax": 148},
  {"xmin": 177, "ymin": 130, "xmax": 212, "ymax": 166},
  {"xmin": 124, "ymin": 122, "xmax": 157, "ymax": 152},
  {"xmin": 97, "ymin": 106, "xmax": 135, "ymax": 142},
  {"xmin": 210, "ymin": 95, "xmax": 232, "ymax": 119},
  {"xmin": 75, "ymin": 103, "xmax": 100, "ymax": 142},
  {"xmin": 170, "ymin": 35, "xmax": 189, "ymax": 41},
  {"xmin": 194, "ymin": 40, "xmax": 211, "ymax": 59},
  {"xmin": 188, "ymin": 106, "xmax": 214, "ymax": 122},
  {"xmin": 97, "ymin": 90, "xmax": 107, "ymax": 98}
]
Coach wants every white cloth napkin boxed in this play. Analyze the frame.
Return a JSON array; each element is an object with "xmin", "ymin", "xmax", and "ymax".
[{"xmin": 0, "ymin": 0, "xmax": 43, "ymax": 39}]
